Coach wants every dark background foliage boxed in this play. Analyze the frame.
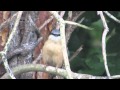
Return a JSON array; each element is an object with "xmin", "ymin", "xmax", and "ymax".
[{"xmin": 68, "ymin": 11, "xmax": 120, "ymax": 76}]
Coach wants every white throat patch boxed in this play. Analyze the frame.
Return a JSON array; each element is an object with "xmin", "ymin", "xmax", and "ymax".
[{"xmin": 48, "ymin": 35, "xmax": 61, "ymax": 41}]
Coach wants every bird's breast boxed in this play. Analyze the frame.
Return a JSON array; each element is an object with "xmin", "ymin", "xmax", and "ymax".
[{"xmin": 42, "ymin": 39, "xmax": 63, "ymax": 67}]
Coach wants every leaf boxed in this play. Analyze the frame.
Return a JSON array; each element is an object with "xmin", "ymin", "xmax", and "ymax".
[{"xmin": 80, "ymin": 54, "xmax": 105, "ymax": 76}]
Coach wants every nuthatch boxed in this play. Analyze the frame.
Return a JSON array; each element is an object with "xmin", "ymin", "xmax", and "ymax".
[{"xmin": 42, "ymin": 29, "xmax": 64, "ymax": 68}]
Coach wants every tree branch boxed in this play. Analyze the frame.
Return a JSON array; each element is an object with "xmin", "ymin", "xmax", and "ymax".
[
  {"xmin": 66, "ymin": 11, "xmax": 86, "ymax": 44},
  {"xmin": 49, "ymin": 11, "xmax": 73, "ymax": 79},
  {"xmin": 65, "ymin": 21, "xmax": 93, "ymax": 30},
  {"xmin": 32, "ymin": 53, "xmax": 42, "ymax": 64},
  {"xmin": 1, "ymin": 11, "xmax": 23, "ymax": 79},
  {"xmin": 1, "ymin": 64, "xmax": 108, "ymax": 79},
  {"xmin": 0, "ymin": 37, "xmax": 43, "ymax": 65},
  {"xmin": 97, "ymin": 11, "xmax": 111, "ymax": 79},
  {"xmin": 70, "ymin": 45, "xmax": 83, "ymax": 62},
  {"xmin": 28, "ymin": 15, "xmax": 40, "ymax": 37},
  {"xmin": 0, "ymin": 12, "xmax": 18, "ymax": 32},
  {"xmin": 103, "ymin": 11, "xmax": 120, "ymax": 24},
  {"xmin": 56, "ymin": 11, "xmax": 66, "ymax": 29},
  {"xmin": 39, "ymin": 16, "xmax": 54, "ymax": 31}
]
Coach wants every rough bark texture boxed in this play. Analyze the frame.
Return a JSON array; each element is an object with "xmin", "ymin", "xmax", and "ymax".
[{"xmin": 0, "ymin": 11, "xmax": 39, "ymax": 79}]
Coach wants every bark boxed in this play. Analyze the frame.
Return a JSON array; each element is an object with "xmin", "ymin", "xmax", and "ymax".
[{"xmin": 3, "ymin": 11, "xmax": 39, "ymax": 79}]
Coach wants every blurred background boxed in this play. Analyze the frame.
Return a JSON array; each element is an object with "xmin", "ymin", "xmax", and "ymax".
[{"xmin": 68, "ymin": 11, "xmax": 120, "ymax": 76}]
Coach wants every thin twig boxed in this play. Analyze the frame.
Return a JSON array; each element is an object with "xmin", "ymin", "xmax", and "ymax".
[
  {"xmin": 97, "ymin": 11, "xmax": 111, "ymax": 79},
  {"xmin": 56, "ymin": 11, "xmax": 66, "ymax": 29},
  {"xmin": 104, "ymin": 11, "xmax": 120, "ymax": 24},
  {"xmin": 73, "ymin": 11, "xmax": 86, "ymax": 21},
  {"xmin": 67, "ymin": 11, "xmax": 72, "ymax": 20},
  {"xmin": 28, "ymin": 15, "xmax": 39, "ymax": 31},
  {"xmin": 32, "ymin": 53, "xmax": 42, "ymax": 64},
  {"xmin": 49, "ymin": 11, "xmax": 73, "ymax": 79},
  {"xmin": 65, "ymin": 20, "xmax": 93, "ymax": 30},
  {"xmin": 66, "ymin": 11, "xmax": 86, "ymax": 44},
  {"xmin": 60, "ymin": 11, "xmax": 66, "ymax": 17},
  {"xmin": 28, "ymin": 15, "xmax": 40, "ymax": 37},
  {"xmin": 1, "ymin": 64, "xmax": 108, "ymax": 79},
  {"xmin": 2, "ymin": 11, "xmax": 23, "ymax": 79},
  {"xmin": 0, "ymin": 12, "xmax": 18, "ymax": 32},
  {"xmin": 70, "ymin": 45, "xmax": 83, "ymax": 62},
  {"xmin": 39, "ymin": 16, "xmax": 54, "ymax": 31},
  {"xmin": 0, "ymin": 37, "xmax": 43, "ymax": 65}
]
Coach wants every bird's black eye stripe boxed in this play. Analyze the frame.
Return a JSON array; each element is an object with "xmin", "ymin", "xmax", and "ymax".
[{"xmin": 51, "ymin": 33, "xmax": 60, "ymax": 36}]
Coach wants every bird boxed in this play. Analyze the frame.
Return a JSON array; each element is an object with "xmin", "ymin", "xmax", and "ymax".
[{"xmin": 41, "ymin": 29, "xmax": 64, "ymax": 79}]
